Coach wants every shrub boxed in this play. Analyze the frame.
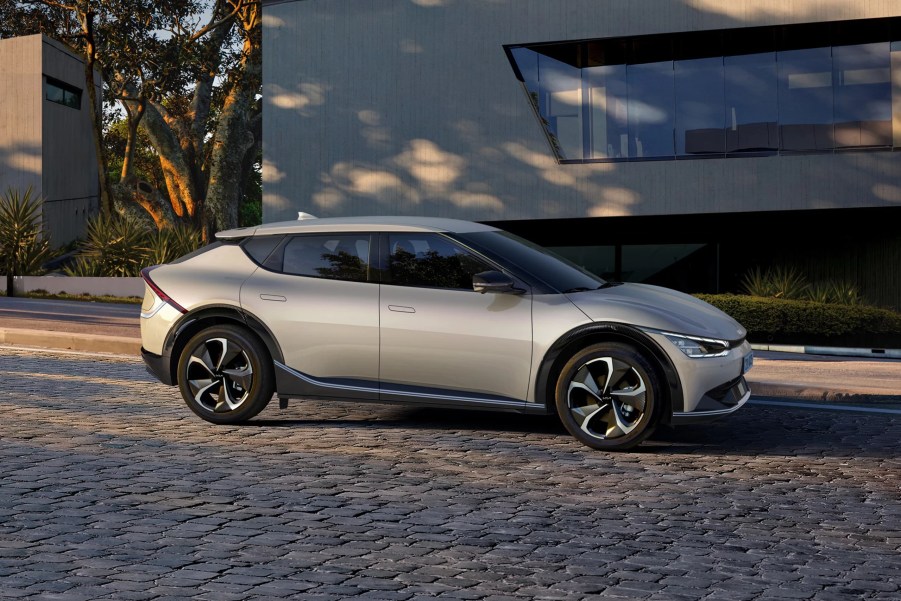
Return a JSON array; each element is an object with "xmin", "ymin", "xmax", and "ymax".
[
  {"xmin": 65, "ymin": 214, "xmax": 203, "ymax": 277},
  {"xmin": 696, "ymin": 293, "xmax": 901, "ymax": 347},
  {"xmin": 0, "ymin": 187, "xmax": 53, "ymax": 296}
]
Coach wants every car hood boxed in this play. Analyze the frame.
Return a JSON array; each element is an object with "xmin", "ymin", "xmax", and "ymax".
[{"xmin": 567, "ymin": 283, "xmax": 747, "ymax": 341}]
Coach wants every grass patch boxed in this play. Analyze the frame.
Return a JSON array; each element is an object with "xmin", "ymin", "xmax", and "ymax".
[{"xmin": 0, "ymin": 289, "xmax": 142, "ymax": 304}]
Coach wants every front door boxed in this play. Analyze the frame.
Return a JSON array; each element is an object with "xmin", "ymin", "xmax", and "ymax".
[{"xmin": 378, "ymin": 232, "xmax": 533, "ymax": 408}]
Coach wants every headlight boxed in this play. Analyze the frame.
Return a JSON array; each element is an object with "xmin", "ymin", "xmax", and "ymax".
[{"xmin": 662, "ymin": 332, "xmax": 729, "ymax": 358}]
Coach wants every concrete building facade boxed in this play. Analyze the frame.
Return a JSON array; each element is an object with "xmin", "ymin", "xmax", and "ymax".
[
  {"xmin": 262, "ymin": 0, "xmax": 901, "ymax": 309},
  {"xmin": 0, "ymin": 34, "xmax": 100, "ymax": 246}
]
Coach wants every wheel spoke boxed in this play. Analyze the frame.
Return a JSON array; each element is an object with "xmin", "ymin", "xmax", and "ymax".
[
  {"xmin": 214, "ymin": 380, "xmax": 244, "ymax": 412},
  {"xmin": 611, "ymin": 377, "xmax": 647, "ymax": 412},
  {"xmin": 222, "ymin": 366, "xmax": 253, "ymax": 391},
  {"xmin": 191, "ymin": 378, "xmax": 220, "ymax": 406},
  {"xmin": 570, "ymin": 364, "xmax": 603, "ymax": 398},
  {"xmin": 188, "ymin": 353, "xmax": 216, "ymax": 379}
]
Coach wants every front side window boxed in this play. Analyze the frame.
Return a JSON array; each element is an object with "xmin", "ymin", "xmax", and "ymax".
[
  {"xmin": 386, "ymin": 233, "xmax": 492, "ymax": 290},
  {"xmin": 269, "ymin": 234, "xmax": 371, "ymax": 282}
]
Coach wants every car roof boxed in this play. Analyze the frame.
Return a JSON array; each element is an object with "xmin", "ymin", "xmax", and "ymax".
[{"xmin": 216, "ymin": 216, "xmax": 500, "ymax": 240}]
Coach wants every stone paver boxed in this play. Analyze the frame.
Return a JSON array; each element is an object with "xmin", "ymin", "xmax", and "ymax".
[{"xmin": 1, "ymin": 348, "xmax": 899, "ymax": 600}]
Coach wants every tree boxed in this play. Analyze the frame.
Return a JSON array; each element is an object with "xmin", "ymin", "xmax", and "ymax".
[{"xmin": 3, "ymin": 1, "xmax": 262, "ymax": 237}]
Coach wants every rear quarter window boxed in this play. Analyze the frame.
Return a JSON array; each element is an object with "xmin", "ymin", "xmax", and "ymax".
[{"xmin": 241, "ymin": 235, "xmax": 284, "ymax": 265}]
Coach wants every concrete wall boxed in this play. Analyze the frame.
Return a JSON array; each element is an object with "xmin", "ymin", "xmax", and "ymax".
[
  {"xmin": 40, "ymin": 36, "xmax": 100, "ymax": 246},
  {"xmin": 0, "ymin": 35, "xmax": 42, "ymax": 201},
  {"xmin": 11, "ymin": 276, "xmax": 143, "ymax": 298},
  {"xmin": 263, "ymin": 0, "xmax": 901, "ymax": 223},
  {"xmin": 0, "ymin": 34, "xmax": 98, "ymax": 247}
]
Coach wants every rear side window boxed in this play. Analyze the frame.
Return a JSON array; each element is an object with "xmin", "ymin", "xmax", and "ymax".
[
  {"xmin": 266, "ymin": 234, "xmax": 372, "ymax": 282},
  {"xmin": 242, "ymin": 235, "xmax": 284, "ymax": 265}
]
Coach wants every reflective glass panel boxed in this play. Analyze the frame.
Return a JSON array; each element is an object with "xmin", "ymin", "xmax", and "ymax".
[
  {"xmin": 537, "ymin": 54, "xmax": 583, "ymax": 160},
  {"xmin": 724, "ymin": 52, "xmax": 779, "ymax": 151},
  {"xmin": 778, "ymin": 47, "xmax": 834, "ymax": 150},
  {"xmin": 280, "ymin": 234, "xmax": 371, "ymax": 282},
  {"xmin": 584, "ymin": 65, "xmax": 629, "ymax": 159},
  {"xmin": 833, "ymin": 42, "xmax": 892, "ymax": 147},
  {"xmin": 675, "ymin": 57, "xmax": 726, "ymax": 155},
  {"xmin": 627, "ymin": 61, "xmax": 675, "ymax": 158}
]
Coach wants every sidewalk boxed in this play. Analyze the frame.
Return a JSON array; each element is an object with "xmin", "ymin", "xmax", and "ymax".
[{"xmin": 1, "ymin": 296, "xmax": 900, "ymax": 403}]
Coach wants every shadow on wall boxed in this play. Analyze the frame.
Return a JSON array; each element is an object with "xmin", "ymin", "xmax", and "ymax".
[{"xmin": 262, "ymin": 0, "xmax": 901, "ymax": 223}]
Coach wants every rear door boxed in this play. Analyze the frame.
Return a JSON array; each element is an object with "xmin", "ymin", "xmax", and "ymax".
[{"xmin": 240, "ymin": 233, "xmax": 379, "ymax": 399}]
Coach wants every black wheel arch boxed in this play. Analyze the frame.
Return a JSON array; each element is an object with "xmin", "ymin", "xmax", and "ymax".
[
  {"xmin": 163, "ymin": 305, "xmax": 284, "ymax": 384},
  {"xmin": 535, "ymin": 322, "xmax": 683, "ymax": 424}
]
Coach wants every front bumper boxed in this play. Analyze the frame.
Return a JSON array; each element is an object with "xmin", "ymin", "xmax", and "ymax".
[
  {"xmin": 142, "ymin": 347, "xmax": 175, "ymax": 386},
  {"xmin": 670, "ymin": 376, "xmax": 751, "ymax": 424}
]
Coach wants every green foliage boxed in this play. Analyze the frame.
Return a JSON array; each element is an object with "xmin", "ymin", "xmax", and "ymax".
[
  {"xmin": 741, "ymin": 266, "xmax": 864, "ymax": 305},
  {"xmin": 696, "ymin": 294, "xmax": 901, "ymax": 343},
  {"xmin": 145, "ymin": 222, "xmax": 203, "ymax": 265},
  {"xmin": 742, "ymin": 265, "xmax": 808, "ymax": 299},
  {"xmin": 64, "ymin": 213, "xmax": 203, "ymax": 277},
  {"xmin": 0, "ymin": 187, "xmax": 53, "ymax": 277}
]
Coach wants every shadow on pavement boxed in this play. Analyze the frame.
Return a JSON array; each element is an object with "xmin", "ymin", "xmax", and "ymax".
[{"xmin": 251, "ymin": 403, "xmax": 899, "ymax": 459}]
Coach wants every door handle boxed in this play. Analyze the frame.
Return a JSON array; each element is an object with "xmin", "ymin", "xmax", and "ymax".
[
  {"xmin": 387, "ymin": 305, "xmax": 415, "ymax": 313},
  {"xmin": 260, "ymin": 294, "xmax": 287, "ymax": 302}
]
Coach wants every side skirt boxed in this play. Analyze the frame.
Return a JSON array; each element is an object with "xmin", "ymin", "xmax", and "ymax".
[{"xmin": 274, "ymin": 362, "xmax": 548, "ymax": 414}]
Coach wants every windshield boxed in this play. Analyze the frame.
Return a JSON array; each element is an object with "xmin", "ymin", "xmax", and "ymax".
[{"xmin": 454, "ymin": 230, "xmax": 606, "ymax": 293}]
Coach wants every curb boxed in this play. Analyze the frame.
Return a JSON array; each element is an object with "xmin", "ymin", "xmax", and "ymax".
[
  {"xmin": 751, "ymin": 343, "xmax": 901, "ymax": 360},
  {"xmin": 0, "ymin": 327, "xmax": 141, "ymax": 356},
  {"xmin": 748, "ymin": 380, "xmax": 901, "ymax": 404}
]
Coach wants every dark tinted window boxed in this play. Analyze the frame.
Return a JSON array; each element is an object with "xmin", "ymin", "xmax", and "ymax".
[
  {"xmin": 455, "ymin": 231, "xmax": 605, "ymax": 293},
  {"xmin": 387, "ymin": 233, "xmax": 492, "ymax": 290},
  {"xmin": 242, "ymin": 235, "xmax": 284, "ymax": 265},
  {"xmin": 273, "ymin": 234, "xmax": 371, "ymax": 282},
  {"xmin": 45, "ymin": 77, "xmax": 82, "ymax": 109}
]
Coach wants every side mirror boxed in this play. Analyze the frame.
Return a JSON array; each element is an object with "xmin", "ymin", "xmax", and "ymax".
[{"xmin": 472, "ymin": 271, "xmax": 523, "ymax": 294}]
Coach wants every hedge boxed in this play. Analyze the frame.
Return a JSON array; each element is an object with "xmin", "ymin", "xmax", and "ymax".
[{"xmin": 695, "ymin": 294, "xmax": 901, "ymax": 348}]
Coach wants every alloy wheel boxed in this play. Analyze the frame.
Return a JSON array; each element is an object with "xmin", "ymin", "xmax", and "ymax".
[
  {"xmin": 185, "ymin": 337, "xmax": 254, "ymax": 413},
  {"xmin": 566, "ymin": 356, "xmax": 648, "ymax": 440}
]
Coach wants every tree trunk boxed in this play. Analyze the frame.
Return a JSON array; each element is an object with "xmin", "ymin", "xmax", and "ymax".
[
  {"xmin": 205, "ymin": 36, "xmax": 260, "ymax": 236},
  {"xmin": 79, "ymin": 9, "xmax": 112, "ymax": 215},
  {"xmin": 140, "ymin": 102, "xmax": 199, "ymax": 220}
]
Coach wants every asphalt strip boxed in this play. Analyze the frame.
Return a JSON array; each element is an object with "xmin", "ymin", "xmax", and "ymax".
[
  {"xmin": 750, "ymin": 398, "xmax": 901, "ymax": 415},
  {"xmin": 0, "ymin": 344, "xmax": 137, "ymax": 360}
]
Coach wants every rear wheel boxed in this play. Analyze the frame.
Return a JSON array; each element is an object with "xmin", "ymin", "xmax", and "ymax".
[
  {"xmin": 177, "ymin": 324, "xmax": 274, "ymax": 424},
  {"xmin": 555, "ymin": 342, "xmax": 661, "ymax": 451}
]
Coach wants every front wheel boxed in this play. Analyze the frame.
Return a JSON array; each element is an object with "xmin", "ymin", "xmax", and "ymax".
[
  {"xmin": 555, "ymin": 342, "xmax": 662, "ymax": 451},
  {"xmin": 177, "ymin": 324, "xmax": 274, "ymax": 424}
]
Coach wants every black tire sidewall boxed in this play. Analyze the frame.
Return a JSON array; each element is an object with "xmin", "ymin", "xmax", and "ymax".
[
  {"xmin": 555, "ymin": 342, "xmax": 661, "ymax": 451},
  {"xmin": 177, "ymin": 324, "xmax": 274, "ymax": 424}
]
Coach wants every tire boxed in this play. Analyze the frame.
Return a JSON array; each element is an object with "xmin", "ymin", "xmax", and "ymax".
[
  {"xmin": 555, "ymin": 342, "xmax": 662, "ymax": 451},
  {"xmin": 177, "ymin": 324, "xmax": 275, "ymax": 424}
]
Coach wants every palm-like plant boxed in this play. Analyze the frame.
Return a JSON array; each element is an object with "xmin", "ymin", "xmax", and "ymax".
[
  {"xmin": 77, "ymin": 213, "xmax": 150, "ymax": 277},
  {"xmin": 0, "ymin": 187, "xmax": 52, "ymax": 296}
]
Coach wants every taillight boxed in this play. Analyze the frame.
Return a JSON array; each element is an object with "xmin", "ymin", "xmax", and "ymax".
[{"xmin": 141, "ymin": 266, "xmax": 187, "ymax": 314}]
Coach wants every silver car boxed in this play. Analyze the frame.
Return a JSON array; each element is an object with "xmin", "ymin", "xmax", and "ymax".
[{"xmin": 140, "ymin": 216, "xmax": 753, "ymax": 451}]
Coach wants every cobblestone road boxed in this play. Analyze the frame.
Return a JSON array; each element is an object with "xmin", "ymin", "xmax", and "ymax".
[{"xmin": 1, "ymin": 348, "xmax": 900, "ymax": 600}]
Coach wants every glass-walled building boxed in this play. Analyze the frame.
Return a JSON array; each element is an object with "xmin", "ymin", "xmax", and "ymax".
[
  {"xmin": 262, "ymin": 1, "xmax": 901, "ymax": 310},
  {"xmin": 508, "ymin": 18, "xmax": 901, "ymax": 162}
]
